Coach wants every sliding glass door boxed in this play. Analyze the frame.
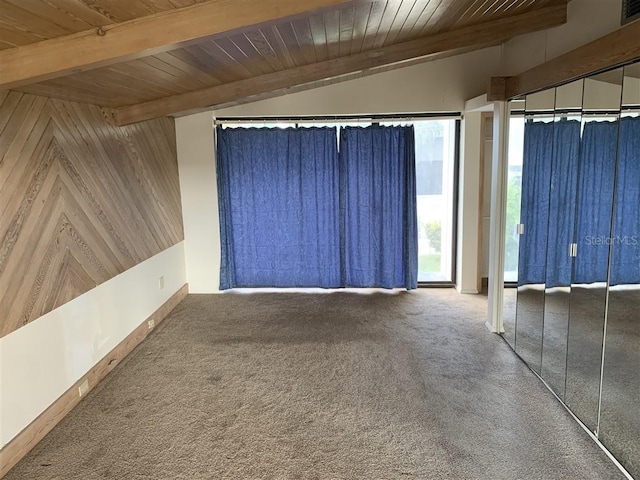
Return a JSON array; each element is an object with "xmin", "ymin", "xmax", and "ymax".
[
  {"xmin": 382, "ymin": 119, "xmax": 458, "ymax": 283},
  {"xmin": 414, "ymin": 119, "xmax": 458, "ymax": 282}
]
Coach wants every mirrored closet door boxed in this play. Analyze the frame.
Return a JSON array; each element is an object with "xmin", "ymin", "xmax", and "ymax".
[
  {"xmin": 514, "ymin": 88, "xmax": 556, "ymax": 374},
  {"xmin": 564, "ymin": 68, "xmax": 624, "ymax": 432},
  {"xmin": 540, "ymin": 78, "xmax": 583, "ymax": 400},
  {"xmin": 598, "ymin": 61, "xmax": 640, "ymax": 477},
  {"xmin": 502, "ymin": 61, "xmax": 640, "ymax": 479}
]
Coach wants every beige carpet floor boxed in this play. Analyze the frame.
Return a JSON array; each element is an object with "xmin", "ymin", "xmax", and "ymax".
[{"xmin": 5, "ymin": 289, "xmax": 624, "ymax": 479}]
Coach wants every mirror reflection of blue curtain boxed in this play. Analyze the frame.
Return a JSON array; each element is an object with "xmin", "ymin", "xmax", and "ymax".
[
  {"xmin": 545, "ymin": 120, "xmax": 581, "ymax": 288},
  {"xmin": 340, "ymin": 126, "xmax": 418, "ymax": 289},
  {"xmin": 518, "ymin": 121, "xmax": 554, "ymax": 286},
  {"xmin": 610, "ymin": 116, "xmax": 640, "ymax": 286},
  {"xmin": 216, "ymin": 126, "xmax": 341, "ymax": 289},
  {"xmin": 573, "ymin": 121, "xmax": 619, "ymax": 284}
]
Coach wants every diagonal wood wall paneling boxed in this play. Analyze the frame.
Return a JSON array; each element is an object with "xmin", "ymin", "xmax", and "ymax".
[{"xmin": 0, "ymin": 91, "xmax": 184, "ymax": 338}]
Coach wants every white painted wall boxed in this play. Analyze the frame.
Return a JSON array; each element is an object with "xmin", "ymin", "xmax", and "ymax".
[
  {"xmin": 216, "ymin": 46, "xmax": 503, "ymax": 117},
  {"xmin": 457, "ymin": 99, "xmax": 494, "ymax": 293},
  {"xmin": 457, "ymin": 112, "xmax": 482, "ymax": 293},
  {"xmin": 176, "ymin": 112, "xmax": 221, "ymax": 293},
  {"xmin": 482, "ymin": 115, "xmax": 493, "ymax": 279},
  {"xmin": 0, "ymin": 243, "xmax": 186, "ymax": 447}
]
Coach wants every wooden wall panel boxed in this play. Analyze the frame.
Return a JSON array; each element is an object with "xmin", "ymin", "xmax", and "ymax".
[{"xmin": 0, "ymin": 92, "xmax": 184, "ymax": 338}]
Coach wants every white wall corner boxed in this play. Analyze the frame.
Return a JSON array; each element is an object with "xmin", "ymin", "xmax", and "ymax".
[
  {"xmin": 464, "ymin": 94, "xmax": 493, "ymax": 113},
  {"xmin": 175, "ymin": 112, "xmax": 221, "ymax": 293},
  {"xmin": 0, "ymin": 243, "xmax": 187, "ymax": 447},
  {"xmin": 456, "ymin": 111, "xmax": 482, "ymax": 294}
]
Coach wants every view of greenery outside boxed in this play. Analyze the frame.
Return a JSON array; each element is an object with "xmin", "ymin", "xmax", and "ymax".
[
  {"xmin": 504, "ymin": 116, "xmax": 525, "ymax": 282},
  {"xmin": 419, "ymin": 253, "xmax": 441, "ymax": 272},
  {"xmin": 418, "ymin": 220, "xmax": 442, "ymax": 276},
  {"xmin": 423, "ymin": 221, "xmax": 442, "ymax": 252},
  {"xmin": 411, "ymin": 119, "xmax": 455, "ymax": 282},
  {"xmin": 504, "ymin": 177, "xmax": 522, "ymax": 273}
]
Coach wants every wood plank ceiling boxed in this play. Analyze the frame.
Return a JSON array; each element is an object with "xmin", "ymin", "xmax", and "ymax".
[{"xmin": 0, "ymin": 0, "xmax": 568, "ymax": 123}]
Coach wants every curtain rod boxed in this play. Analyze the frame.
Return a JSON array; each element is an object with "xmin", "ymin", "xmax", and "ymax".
[{"xmin": 215, "ymin": 112, "xmax": 462, "ymax": 125}]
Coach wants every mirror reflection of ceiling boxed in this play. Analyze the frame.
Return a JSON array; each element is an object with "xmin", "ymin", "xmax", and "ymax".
[
  {"xmin": 594, "ymin": 59, "xmax": 640, "ymax": 85},
  {"xmin": 623, "ymin": 61, "xmax": 640, "ymax": 107},
  {"xmin": 588, "ymin": 68, "xmax": 624, "ymax": 86},
  {"xmin": 624, "ymin": 60, "xmax": 640, "ymax": 79}
]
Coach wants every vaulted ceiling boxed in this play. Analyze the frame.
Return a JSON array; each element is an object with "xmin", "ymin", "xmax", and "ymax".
[{"xmin": 0, "ymin": 0, "xmax": 569, "ymax": 124}]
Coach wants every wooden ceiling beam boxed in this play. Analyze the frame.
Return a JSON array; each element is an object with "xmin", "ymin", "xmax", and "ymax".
[
  {"xmin": 0, "ymin": 0, "xmax": 355, "ymax": 90},
  {"xmin": 113, "ymin": 3, "xmax": 567, "ymax": 125},
  {"xmin": 497, "ymin": 18, "xmax": 640, "ymax": 100}
]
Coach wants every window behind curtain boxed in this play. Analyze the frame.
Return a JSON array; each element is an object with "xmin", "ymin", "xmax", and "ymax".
[
  {"xmin": 216, "ymin": 126, "xmax": 341, "ymax": 289},
  {"xmin": 217, "ymin": 117, "xmax": 459, "ymax": 287},
  {"xmin": 339, "ymin": 125, "xmax": 418, "ymax": 289},
  {"xmin": 382, "ymin": 119, "xmax": 458, "ymax": 283}
]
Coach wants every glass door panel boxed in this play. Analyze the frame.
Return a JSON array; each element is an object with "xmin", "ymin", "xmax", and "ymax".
[{"xmin": 412, "ymin": 119, "xmax": 458, "ymax": 282}]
